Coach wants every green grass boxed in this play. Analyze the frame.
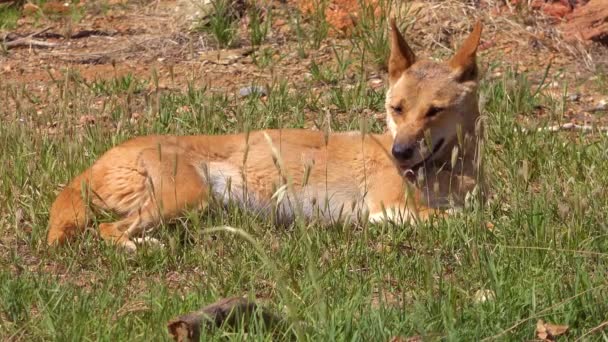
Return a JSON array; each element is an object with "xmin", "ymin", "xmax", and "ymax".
[
  {"xmin": 1, "ymin": 5, "xmax": 608, "ymax": 342},
  {"xmin": 0, "ymin": 4, "xmax": 20, "ymax": 30},
  {"xmin": 248, "ymin": 4, "xmax": 270, "ymax": 48},
  {"xmin": 195, "ymin": 0, "xmax": 239, "ymax": 48}
]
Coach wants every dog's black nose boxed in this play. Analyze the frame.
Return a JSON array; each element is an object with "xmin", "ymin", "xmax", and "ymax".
[{"xmin": 392, "ymin": 144, "xmax": 414, "ymax": 160}]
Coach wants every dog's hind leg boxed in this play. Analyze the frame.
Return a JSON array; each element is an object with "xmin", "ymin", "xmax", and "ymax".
[{"xmin": 99, "ymin": 150, "xmax": 210, "ymax": 251}]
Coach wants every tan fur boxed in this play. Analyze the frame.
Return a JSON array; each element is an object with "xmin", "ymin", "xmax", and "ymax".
[{"xmin": 47, "ymin": 20, "xmax": 484, "ymax": 251}]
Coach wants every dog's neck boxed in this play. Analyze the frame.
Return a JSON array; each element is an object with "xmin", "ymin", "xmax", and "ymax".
[
  {"xmin": 409, "ymin": 113, "xmax": 481, "ymax": 178},
  {"xmin": 431, "ymin": 95, "xmax": 482, "ymax": 173}
]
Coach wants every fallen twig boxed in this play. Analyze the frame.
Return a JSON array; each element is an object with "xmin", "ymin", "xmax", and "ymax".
[
  {"xmin": 1, "ymin": 27, "xmax": 113, "ymax": 50},
  {"xmin": 3, "ymin": 29, "xmax": 112, "ymax": 41},
  {"xmin": 4, "ymin": 38, "xmax": 57, "ymax": 49},
  {"xmin": 485, "ymin": 244, "xmax": 608, "ymax": 258},
  {"xmin": 481, "ymin": 284, "xmax": 607, "ymax": 341},
  {"xmin": 2, "ymin": 26, "xmax": 56, "ymax": 50},
  {"xmin": 8, "ymin": 26, "xmax": 53, "ymax": 40},
  {"xmin": 575, "ymin": 321, "xmax": 608, "ymax": 342}
]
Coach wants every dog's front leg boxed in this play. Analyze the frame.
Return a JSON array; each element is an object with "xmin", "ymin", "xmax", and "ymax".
[{"xmin": 367, "ymin": 202, "xmax": 448, "ymax": 225}]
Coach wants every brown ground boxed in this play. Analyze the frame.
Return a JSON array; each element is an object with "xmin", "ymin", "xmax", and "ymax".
[
  {"xmin": 3, "ymin": 0, "xmax": 608, "ymax": 122},
  {"xmin": 1, "ymin": 0, "xmax": 607, "ymax": 124}
]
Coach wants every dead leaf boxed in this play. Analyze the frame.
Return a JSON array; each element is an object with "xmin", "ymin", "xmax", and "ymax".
[
  {"xmin": 485, "ymin": 221, "xmax": 495, "ymax": 231},
  {"xmin": 536, "ymin": 319, "xmax": 569, "ymax": 341},
  {"xmin": 42, "ymin": 1, "xmax": 70, "ymax": 15},
  {"xmin": 545, "ymin": 322, "xmax": 569, "ymax": 336},
  {"xmin": 273, "ymin": 19, "xmax": 286, "ymax": 28}
]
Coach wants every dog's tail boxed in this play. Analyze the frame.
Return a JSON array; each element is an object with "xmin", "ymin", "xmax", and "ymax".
[{"xmin": 47, "ymin": 173, "xmax": 92, "ymax": 246}]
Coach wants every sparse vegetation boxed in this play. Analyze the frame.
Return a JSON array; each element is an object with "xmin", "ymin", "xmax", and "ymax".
[
  {"xmin": 350, "ymin": 0, "xmax": 393, "ymax": 69},
  {"xmin": 248, "ymin": 4, "xmax": 270, "ymax": 48},
  {"xmin": 1, "ymin": 0, "xmax": 608, "ymax": 341},
  {"xmin": 196, "ymin": 0, "xmax": 240, "ymax": 48}
]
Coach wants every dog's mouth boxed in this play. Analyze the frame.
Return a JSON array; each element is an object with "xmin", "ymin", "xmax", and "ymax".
[{"xmin": 400, "ymin": 138, "xmax": 445, "ymax": 180}]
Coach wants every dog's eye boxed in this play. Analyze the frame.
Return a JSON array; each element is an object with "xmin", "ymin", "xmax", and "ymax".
[
  {"xmin": 426, "ymin": 106, "xmax": 443, "ymax": 118},
  {"xmin": 391, "ymin": 105, "xmax": 403, "ymax": 114}
]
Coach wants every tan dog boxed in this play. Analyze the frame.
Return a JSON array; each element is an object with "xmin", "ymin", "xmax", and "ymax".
[{"xmin": 47, "ymin": 20, "xmax": 483, "ymax": 251}]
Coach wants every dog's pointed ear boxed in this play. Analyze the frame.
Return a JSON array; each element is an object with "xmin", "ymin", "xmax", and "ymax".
[
  {"xmin": 389, "ymin": 18, "xmax": 416, "ymax": 85},
  {"xmin": 449, "ymin": 21, "xmax": 482, "ymax": 82}
]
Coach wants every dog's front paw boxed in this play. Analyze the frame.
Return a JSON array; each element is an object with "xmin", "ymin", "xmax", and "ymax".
[{"xmin": 120, "ymin": 240, "xmax": 138, "ymax": 253}]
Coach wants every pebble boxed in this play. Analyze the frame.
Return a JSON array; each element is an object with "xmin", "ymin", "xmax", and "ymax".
[
  {"xmin": 568, "ymin": 93, "xmax": 580, "ymax": 102},
  {"xmin": 239, "ymin": 86, "xmax": 267, "ymax": 97}
]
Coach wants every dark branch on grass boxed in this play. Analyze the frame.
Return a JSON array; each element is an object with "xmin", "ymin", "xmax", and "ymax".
[
  {"xmin": 2, "ymin": 26, "xmax": 56, "ymax": 50},
  {"xmin": 1, "ymin": 27, "xmax": 114, "ymax": 50},
  {"xmin": 167, "ymin": 297, "xmax": 290, "ymax": 341}
]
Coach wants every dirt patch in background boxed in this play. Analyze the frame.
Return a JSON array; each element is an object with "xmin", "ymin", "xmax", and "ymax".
[
  {"xmin": 1, "ymin": 0, "xmax": 607, "ymax": 123},
  {"xmin": 2, "ymin": 0, "xmax": 208, "ymax": 85}
]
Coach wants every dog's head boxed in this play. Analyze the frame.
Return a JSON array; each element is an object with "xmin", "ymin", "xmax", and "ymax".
[{"xmin": 385, "ymin": 20, "xmax": 482, "ymax": 172}]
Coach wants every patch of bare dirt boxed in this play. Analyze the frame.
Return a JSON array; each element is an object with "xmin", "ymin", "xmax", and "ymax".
[
  {"xmin": 2, "ymin": 0, "xmax": 606, "ymax": 103},
  {"xmin": 562, "ymin": 0, "xmax": 608, "ymax": 44},
  {"xmin": 2, "ymin": 0, "xmax": 207, "ymax": 84}
]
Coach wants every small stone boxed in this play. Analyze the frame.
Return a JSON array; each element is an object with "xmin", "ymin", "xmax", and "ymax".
[
  {"xmin": 568, "ymin": 93, "xmax": 580, "ymax": 102},
  {"xmin": 239, "ymin": 86, "xmax": 267, "ymax": 97}
]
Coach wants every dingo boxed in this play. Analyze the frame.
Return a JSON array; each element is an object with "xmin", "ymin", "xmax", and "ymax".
[{"xmin": 47, "ymin": 20, "xmax": 483, "ymax": 251}]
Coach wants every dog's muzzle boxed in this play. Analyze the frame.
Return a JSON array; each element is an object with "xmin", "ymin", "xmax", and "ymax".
[{"xmin": 399, "ymin": 138, "xmax": 445, "ymax": 180}]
